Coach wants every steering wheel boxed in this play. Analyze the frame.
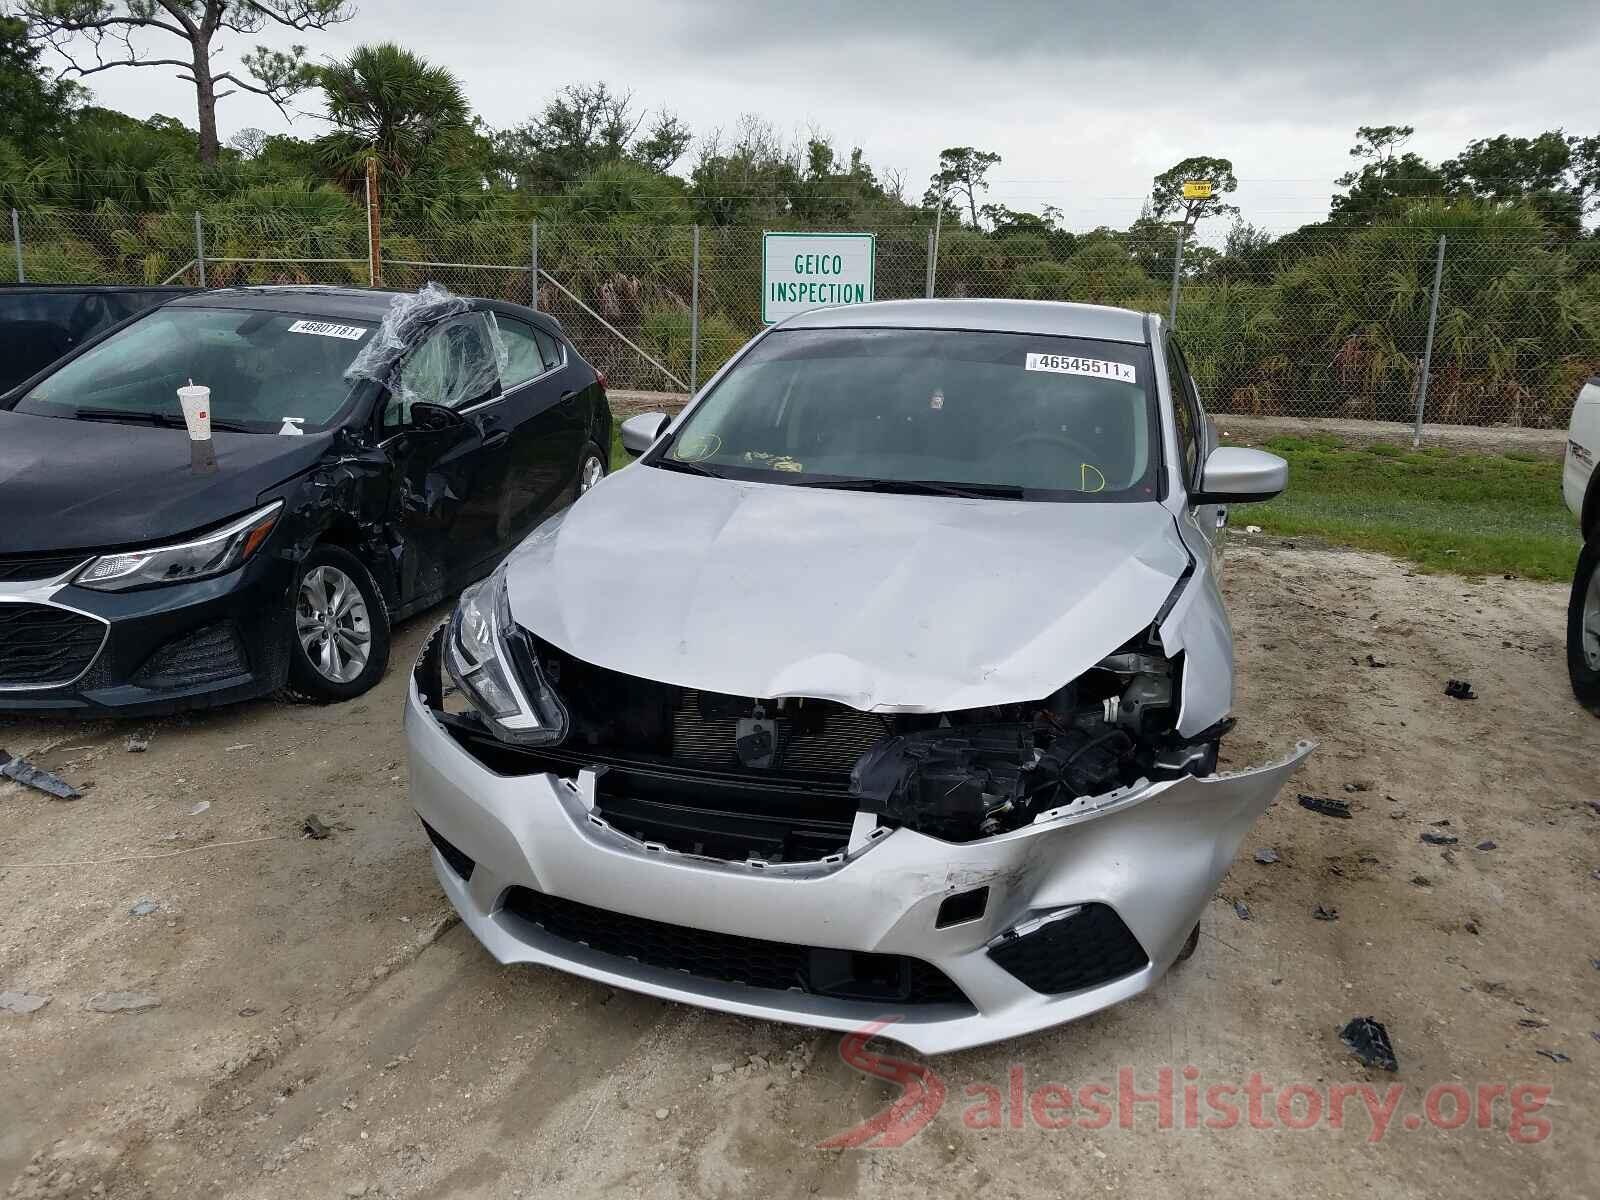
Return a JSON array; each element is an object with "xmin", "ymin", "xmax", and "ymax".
[{"xmin": 1006, "ymin": 431, "xmax": 1108, "ymax": 491}]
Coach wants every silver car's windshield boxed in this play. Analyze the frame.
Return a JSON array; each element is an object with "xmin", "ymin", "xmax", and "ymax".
[
  {"xmin": 658, "ymin": 327, "xmax": 1161, "ymax": 501},
  {"xmin": 13, "ymin": 306, "xmax": 374, "ymax": 433}
]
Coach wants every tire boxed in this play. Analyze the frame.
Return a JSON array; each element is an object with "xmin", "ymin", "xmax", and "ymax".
[
  {"xmin": 1569, "ymin": 536, "xmax": 1600, "ymax": 715},
  {"xmin": 284, "ymin": 544, "xmax": 391, "ymax": 704},
  {"xmin": 1174, "ymin": 921, "xmax": 1201, "ymax": 965},
  {"xmin": 576, "ymin": 441, "xmax": 606, "ymax": 498}
]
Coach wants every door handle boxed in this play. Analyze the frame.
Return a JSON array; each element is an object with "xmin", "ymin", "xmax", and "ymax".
[
  {"xmin": 481, "ymin": 430, "xmax": 510, "ymax": 450},
  {"xmin": 558, "ymin": 390, "xmax": 578, "ymax": 405}
]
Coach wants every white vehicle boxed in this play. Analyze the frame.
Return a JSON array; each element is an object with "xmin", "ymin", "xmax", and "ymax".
[{"xmin": 1566, "ymin": 376, "xmax": 1600, "ymax": 713}]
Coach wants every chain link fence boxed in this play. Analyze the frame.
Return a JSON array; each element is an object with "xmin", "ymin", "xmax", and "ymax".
[{"xmin": 10, "ymin": 207, "xmax": 1600, "ymax": 428}]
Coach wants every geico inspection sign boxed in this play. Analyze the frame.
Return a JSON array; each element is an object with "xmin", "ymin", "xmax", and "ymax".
[{"xmin": 762, "ymin": 232, "xmax": 876, "ymax": 324}]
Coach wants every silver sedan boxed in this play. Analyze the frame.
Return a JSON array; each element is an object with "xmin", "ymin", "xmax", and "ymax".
[{"xmin": 404, "ymin": 299, "xmax": 1311, "ymax": 1053}]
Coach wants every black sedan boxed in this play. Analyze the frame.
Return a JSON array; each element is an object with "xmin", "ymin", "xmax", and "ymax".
[{"xmin": 0, "ymin": 285, "xmax": 611, "ymax": 715}]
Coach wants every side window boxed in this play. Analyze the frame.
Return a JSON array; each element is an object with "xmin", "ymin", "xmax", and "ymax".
[
  {"xmin": 533, "ymin": 328, "xmax": 564, "ymax": 372},
  {"xmin": 386, "ymin": 313, "xmax": 501, "ymax": 428},
  {"xmin": 1167, "ymin": 339, "xmax": 1201, "ymax": 485},
  {"xmin": 498, "ymin": 320, "xmax": 547, "ymax": 389}
]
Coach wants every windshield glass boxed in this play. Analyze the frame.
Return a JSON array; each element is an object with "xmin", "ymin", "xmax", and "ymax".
[
  {"xmin": 11, "ymin": 306, "xmax": 375, "ymax": 433},
  {"xmin": 658, "ymin": 328, "xmax": 1160, "ymax": 500}
]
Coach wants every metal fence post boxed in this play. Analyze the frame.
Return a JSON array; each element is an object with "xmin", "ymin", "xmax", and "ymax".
[
  {"xmin": 193, "ymin": 212, "xmax": 206, "ymax": 287},
  {"xmin": 924, "ymin": 227, "xmax": 936, "ymax": 298},
  {"xmin": 1412, "ymin": 234, "xmax": 1447, "ymax": 447},
  {"xmin": 689, "ymin": 224, "xmax": 701, "ymax": 395},
  {"xmin": 529, "ymin": 221, "xmax": 539, "ymax": 310},
  {"xmin": 11, "ymin": 209, "xmax": 22, "ymax": 282},
  {"xmin": 1167, "ymin": 223, "xmax": 1187, "ymax": 327}
]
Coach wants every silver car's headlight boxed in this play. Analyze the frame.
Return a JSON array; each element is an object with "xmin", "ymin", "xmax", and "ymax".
[
  {"xmin": 74, "ymin": 501, "xmax": 283, "ymax": 591},
  {"xmin": 444, "ymin": 571, "xmax": 567, "ymax": 744}
]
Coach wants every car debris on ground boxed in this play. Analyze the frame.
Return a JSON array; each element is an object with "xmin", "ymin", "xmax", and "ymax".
[
  {"xmin": 1340, "ymin": 1017, "xmax": 1398, "ymax": 1071},
  {"xmin": 0, "ymin": 992, "xmax": 52, "ymax": 1015},
  {"xmin": 1254, "ymin": 847, "xmax": 1281, "ymax": 864},
  {"xmin": 1535, "ymin": 1049, "xmax": 1570, "ymax": 1064},
  {"xmin": 126, "ymin": 735, "xmax": 150, "ymax": 753},
  {"xmin": 0, "ymin": 749, "xmax": 81, "ymax": 800},
  {"xmin": 301, "ymin": 814, "xmax": 351, "ymax": 840},
  {"xmin": 85, "ymin": 991, "xmax": 161, "ymax": 1013},
  {"xmin": 1444, "ymin": 679, "xmax": 1477, "ymax": 700},
  {"xmin": 1314, "ymin": 904, "xmax": 1340, "ymax": 921},
  {"xmin": 1421, "ymin": 831, "xmax": 1459, "ymax": 845},
  {"xmin": 1298, "ymin": 793, "xmax": 1353, "ymax": 819}
]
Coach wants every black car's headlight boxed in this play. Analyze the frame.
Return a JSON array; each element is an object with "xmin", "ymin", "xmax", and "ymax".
[
  {"xmin": 74, "ymin": 501, "xmax": 283, "ymax": 592},
  {"xmin": 444, "ymin": 571, "xmax": 567, "ymax": 745}
]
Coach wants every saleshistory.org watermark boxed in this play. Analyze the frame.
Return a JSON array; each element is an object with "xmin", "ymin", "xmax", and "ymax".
[{"xmin": 819, "ymin": 1020, "xmax": 1556, "ymax": 1150}]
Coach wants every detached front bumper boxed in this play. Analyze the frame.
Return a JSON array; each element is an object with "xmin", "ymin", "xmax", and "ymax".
[
  {"xmin": 405, "ymin": 673, "xmax": 1312, "ymax": 1054},
  {"xmin": 0, "ymin": 553, "xmax": 295, "ymax": 717}
]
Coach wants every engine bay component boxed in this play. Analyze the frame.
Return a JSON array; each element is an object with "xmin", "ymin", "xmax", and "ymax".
[{"xmin": 848, "ymin": 638, "xmax": 1226, "ymax": 841}]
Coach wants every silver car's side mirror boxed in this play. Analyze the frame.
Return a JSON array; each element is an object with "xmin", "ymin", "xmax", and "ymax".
[
  {"xmin": 1192, "ymin": 446, "xmax": 1287, "ymax": 504},
  {"xmin": 620, "ymin": 411, "xmax": 671, "ymax": 457}
]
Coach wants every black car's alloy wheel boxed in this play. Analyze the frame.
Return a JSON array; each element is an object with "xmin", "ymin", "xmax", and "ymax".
[
  {"xmin": 1570, "ymin": 536, "xmax": 1600, "ymax": 715},
  {"xmin": 578, "ymin": 444, "xmax": 606, "ymax": 496},
  {"xmin": 285, "ymin": 545, "xmax": 390, "ymax": 703}
]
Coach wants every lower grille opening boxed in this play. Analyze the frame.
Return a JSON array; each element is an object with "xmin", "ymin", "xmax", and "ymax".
[
  {"xmin": 0, "ymin": 603, "xmax": 104, "ymax": 687},
  {"xmin": 502, "ymin": 887, "xmax": 969, "ymax": 1007},
  {"xmin": 132, "ymin": 622, "xmax": 249, "ymax": 689},
  {"xmin": 987, "ymin": 903, "xmax": 1149, "ymax": 995},
  {"xmin": 421, "ymin": 819, "xmax": 476, "ymax": 881}
]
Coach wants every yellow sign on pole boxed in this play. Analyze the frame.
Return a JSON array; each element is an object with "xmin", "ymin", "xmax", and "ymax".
[{"xmin": 1181, "ymin": 180, "xmax": 1213, "ymax": 200}]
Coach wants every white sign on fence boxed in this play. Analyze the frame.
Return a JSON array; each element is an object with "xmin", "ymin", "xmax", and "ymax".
[{"xmin": 762, "ymin": 232, "xmax": 876, "ymax": 324}]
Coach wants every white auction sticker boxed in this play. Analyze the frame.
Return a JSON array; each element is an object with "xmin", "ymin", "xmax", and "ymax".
[
  {"xmin": 287, "ymin": 319, "xmax": 367, "ymax": 340},
  {"xmin": 1025, "ymin": 352, "xmax": 1136, "ymax": 383}
]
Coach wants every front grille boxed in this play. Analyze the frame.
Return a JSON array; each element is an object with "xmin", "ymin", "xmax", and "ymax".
[
  {"xmin": 987, "ymin": 903, "xmax": 1149, "ymax": 995},
  {"xmin": 0, "ymin": 553, "xmax": 89, "ymax": 584},
  {"xmin": 132, "ymin": 622, "xmax": 248, "ymax": 689},
  {"xmin": 0, "ymin": 603, "xmax": 105, "ymax": 687},
  {"xmin": 503, "ymin": 887, "xmax": 968, "ymax": 1007}
]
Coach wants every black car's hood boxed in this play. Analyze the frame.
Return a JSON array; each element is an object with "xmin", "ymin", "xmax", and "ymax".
[{"xmin": 0, "ymin": 410, "xmax": 335, "ymax": 552}]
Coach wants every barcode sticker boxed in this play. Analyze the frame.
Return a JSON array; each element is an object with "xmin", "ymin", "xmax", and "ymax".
[
  {"xmin": 287, "ymin": 320, "xmax": 367, "ymax": 340},
  {"xmin": 1025, "ymin": 353, "xmax": 1136, "ymax": 383}
]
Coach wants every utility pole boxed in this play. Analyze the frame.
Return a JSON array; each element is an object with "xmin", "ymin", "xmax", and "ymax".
[
  {"xmin": 1167, "ymin": 223, "xmax": 1187, "ymax": 328},
  {"xmin": 365, "ymin": 157, "xmax": 382, "ymax": 288},
  {"xmin": 1412, "ymin": 235, "xmax": 1447, "ymax": 447}
]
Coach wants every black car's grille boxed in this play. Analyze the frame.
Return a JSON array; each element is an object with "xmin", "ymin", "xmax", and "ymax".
[
  {"xmin": 987, "ymin": 903, "xmax": 1149, "ymax": 995},
  {"xmin": 503, "ymin": 887, "xmax": 969, "ymax": 1007},
  {"xmin": 0, "ymin": 553, "xmax": 89, "ymax": 584},
  {"xmin": 0, "ymin": 603, "xmax": 105, "ymax": 687}
]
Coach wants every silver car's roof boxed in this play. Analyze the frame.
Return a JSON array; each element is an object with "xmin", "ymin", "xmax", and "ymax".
[{"xmin": 779, "ymin": 298, "xmax": 1152, "ymax": 344}]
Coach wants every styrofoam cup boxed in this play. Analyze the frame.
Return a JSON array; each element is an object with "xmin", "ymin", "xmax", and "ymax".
[{"xmin": 177, "ymin": 384, "xmax": 211, "ymax": 441}]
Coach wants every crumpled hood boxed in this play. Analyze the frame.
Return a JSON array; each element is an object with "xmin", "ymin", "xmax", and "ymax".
[
  {"xmin": 505, "ymin": 464, "xmax": 1193, "ymax": 713},
  {"xmin": 0, "ymin": 410, "xmax": 332, "ymax": 553}
]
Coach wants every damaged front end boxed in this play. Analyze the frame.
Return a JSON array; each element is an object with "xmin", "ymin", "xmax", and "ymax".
[
  {"xmin": 407, "ymin": 568, "xmax": 1313, "ymax": 1052},
  {"xmin": 419, "ymin": 571, "xmax": 1256, "ymax": 857}
]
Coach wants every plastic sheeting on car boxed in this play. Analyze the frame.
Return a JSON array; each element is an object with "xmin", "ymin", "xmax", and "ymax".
[{"xmin": 345, "ymin": 282, "xmax": 508, "ymax": 421}]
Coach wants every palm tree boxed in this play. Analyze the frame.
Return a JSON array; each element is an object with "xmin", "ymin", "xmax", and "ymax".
[{"xmin": 314, "ymin": 43, "xmax": 471, "ymax": 186}]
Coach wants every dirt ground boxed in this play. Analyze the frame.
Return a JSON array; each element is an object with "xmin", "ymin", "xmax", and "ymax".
[{"xmin": 2, "ymin": 541, "xmax": 1597, "ymax": 1199}]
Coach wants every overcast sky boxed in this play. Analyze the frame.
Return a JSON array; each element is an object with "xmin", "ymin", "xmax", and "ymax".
[{"xmin": 60, "ymin": 0, "xmax": 1600, "ymax": 238}]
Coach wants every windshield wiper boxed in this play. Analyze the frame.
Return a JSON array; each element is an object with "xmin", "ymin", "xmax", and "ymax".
[
  {"xmin": 790, "ymin": 477, "xmax": 1027, "ymax": 500},
  {"xmin": 652, "ymin": 458, "xmax": 727, "ymax": 479},
  {"xmin": 69, "ymin": 407, "xmax": 252, "ymax": 433}
]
